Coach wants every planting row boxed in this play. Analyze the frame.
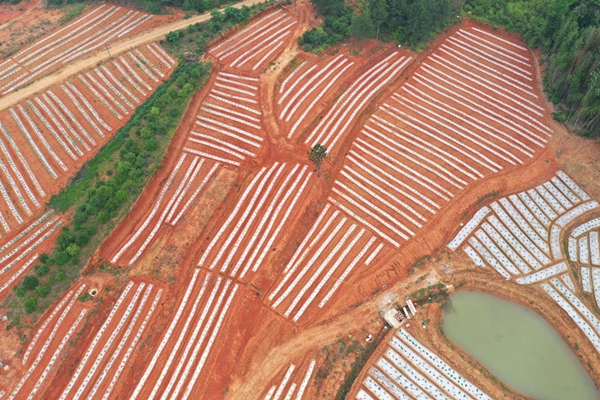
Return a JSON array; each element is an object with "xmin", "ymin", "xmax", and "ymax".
[
  {"xmin": 276, "ymin": 54, "xmax": 355, "ymax": 139},
  {"xmin": 569, "ymin": 222, "xmax": 600, "ymax": 266},
  {"xmin": 390, "ymin": 27, "xmax": 550, "ymax": 172},
  {"xmin": 337, "ymin": 26, "xmax": 554, "ymax": 249},
  {"xmin": 7, "ymin": 281, "xmax": 89, "ymax": 399},
  {"xmin": 264, "ymin": 359, "xmax": 316, "ymax": 400},
  {"xmin": 185, "ymin": 71, "xmax": 264, "ymax": 166},
  {"xmin": 0, "ymin": 5, "xmax": 154, "ymax": 94},
  {"xmin": 129, "ymin": 270, "xmax": 239, "ymax": 400},
  {"xmin": 22, "ymin": 281, "xmax": 87, "ymax": 366},
  {"xmin": 58, "ymin": 280, "xmax": 162, "ymax": 400},
  {"xmin": 357, "ymin": 329, "xmax": 491, "ymax": 400},
  {"xmin": 543, "ymin": 277, "xmax": 600, "ymax": 352},
  {"xmin": 305, "ymin": 52, "xmax": 411, "ymax": 150},
  {"xmin": 0, "ymin": 43, "xmax": 173, "ymax": 234},
  {"xmin": 111, "ymin": 153, "xmax": 219, "ymax": 266},
  {"xmin": 451, "ymin": 172, "xmax": 595, "ymax": 281},
  {"xmin": 448, "ymin": 172, "xmax": 600, "ymax": 357},
  {"xmin": 209, "ymin": 9, "xmax": 298, "ymax": 71},
  {"xmin": 0, "ymin": 212, "xmax": 63, "ymax": 298},
  {"xmin": 197, "ymin": 162, "xmax": 316, "ymax": 279},
  {"xmin": 269, "ymin": 203, "xmax": 384, "ymax": 323}
]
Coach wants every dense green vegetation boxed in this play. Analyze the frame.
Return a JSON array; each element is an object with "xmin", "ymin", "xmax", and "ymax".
[
  {"xmin": 302, "ymin": 0, "xmax": 600, "ymax": 135},
  {"xmin": 299, "ymin": 0, "xmax": 458, "ymax": 52},
  {"xmin": 4, "ymin": 2, "xmax": 270, "ymax": 322}
]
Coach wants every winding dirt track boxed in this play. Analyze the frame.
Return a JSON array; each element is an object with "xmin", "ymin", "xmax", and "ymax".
[{"xmin": 0, "ymin": 0, "xmax": 263, "ymax": 111}]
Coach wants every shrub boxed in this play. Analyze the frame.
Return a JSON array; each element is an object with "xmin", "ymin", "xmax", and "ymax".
[
  {"xmin": 24, "ymin": 297, "xmax": 37, "ymax": 313},
  {"xmin": 35, "ymin": 264, "xmax": 50, "ymax": 277},
  {"xmin": 35, "ymin": 285, "xmax": 51, "ymax": 298},
  {"xmin": 22, "ymin": 275, "xmax": 39, "ymax": 291}
]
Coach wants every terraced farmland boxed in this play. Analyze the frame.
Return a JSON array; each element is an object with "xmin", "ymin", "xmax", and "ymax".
[{"xmin": 3, "ymin": 2, "xmax": 600, "ymax": 400}]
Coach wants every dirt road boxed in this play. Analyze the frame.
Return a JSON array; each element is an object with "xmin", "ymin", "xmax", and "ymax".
[{"xmin": 0, "ymin": 0, "xmax": 264, "ymax": 111}]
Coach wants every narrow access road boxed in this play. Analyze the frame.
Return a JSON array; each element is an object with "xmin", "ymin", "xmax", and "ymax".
[{"xmin": 0, "ymin": 0, "xmax": 263, "ymax": 111}]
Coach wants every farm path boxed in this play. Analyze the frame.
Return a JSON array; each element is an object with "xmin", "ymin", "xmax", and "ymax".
[{"xmin": 0, "ymin": 0, "xmax": 263, "ymax": 111}]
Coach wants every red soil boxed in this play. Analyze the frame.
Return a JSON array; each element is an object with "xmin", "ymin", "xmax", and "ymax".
[{"xmin": 1, "ymin": 3, "xmax": 584, "ymax": 399}]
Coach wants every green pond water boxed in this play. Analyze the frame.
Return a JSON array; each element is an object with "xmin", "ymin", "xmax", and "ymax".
[{"xmin": 442, "ymin": 291, "xmax": 600, "ymax": 400}]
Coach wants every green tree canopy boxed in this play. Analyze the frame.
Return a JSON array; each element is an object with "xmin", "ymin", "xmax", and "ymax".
[
  {"xmin": 22, "ymin": 275, "xmax": 39, "ymax": 291},
  {"xmin": 350, "ymin": 9, "xmax": 375, "ymax": 41},
  {"xmin": 370, "ymin": 0, "xmax": 389, "ymax": 38}
]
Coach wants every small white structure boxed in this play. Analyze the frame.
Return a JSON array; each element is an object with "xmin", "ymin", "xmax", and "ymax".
[{"xmin": 407, "ymin": 299, "xmax": 417, "ymax": 316}]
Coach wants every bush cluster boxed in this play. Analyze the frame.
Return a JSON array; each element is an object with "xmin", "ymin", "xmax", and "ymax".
[{"xmin": 300, "ymin": 0, "xmax": 458, "ymax": 52}]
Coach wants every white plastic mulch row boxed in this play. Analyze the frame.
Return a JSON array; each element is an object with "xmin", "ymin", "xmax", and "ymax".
[
  {"xmin": 198, "ymin": 163, "xmax": 313, "ymax": 279},
  {"xmin": 309, "ymin": 54, "xmax": 411, "ymax": 150},
  {"xmin": 515, "ymin": 261, "xmax": 567, "ymax": 285},
  {"xmin": 8, "ymin": 308, "xmax": 88, "ymax": 400},
  {"xmin": 542, "ymin": 281, "xmax": 600, "ymax": 352},
  {"xmin": 360, "ymin": 328, "xmax": 491, "ymax": 400},
  {"xmin": 114, "ymin": 154, "xmax": 215, "ymax": 266},
  {"xmin": 2, "ymin": 6, "xmax": 154, "ymax": 94},
  {"xmin": 0, "ymin": 218, "xmax": 63, "ymax": 277},
  {"xmin": 581, "ymin": 267, "xmax": 592, "ymax": 293},
  {"xmin": 0, "ymin": 254, "xmax": 37, "ymax": 295},
  {"xmin": 572, "ymin": 218, "xmax": 600, "ymax": 238},
  {"xmin": 450, "ymin": 172, "xmax": 596, "ymax": 283}
]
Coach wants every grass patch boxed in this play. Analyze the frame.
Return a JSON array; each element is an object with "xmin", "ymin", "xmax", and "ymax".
[
  {"xmin": 61, "ymin": 4, "xmax": 86, "ymax": 24},
  {"xmin": 407, "ymin": 255, "xmax": 430, "ymax": 275},
  {"xmin": 474, "ymin": 190, "xmax": 499, "ymax": 207}
]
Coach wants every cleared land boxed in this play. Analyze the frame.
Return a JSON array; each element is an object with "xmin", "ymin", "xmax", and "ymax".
[
  {"xmin": 0, "ymin": 4, "xmax": 157, "ymax": 95},
  {"xmin": 3, "ymin": 2, "xmax": 600, "ymax": 399}
]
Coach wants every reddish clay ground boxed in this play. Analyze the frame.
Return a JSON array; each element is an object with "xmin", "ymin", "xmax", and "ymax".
[
  {"xmin": 4, "ymin": 1, "xmax": 600, "ymax": 399},
  {"xmin": 0, "ymin": 3, "xmax": 180, "ymax": 94},
  {"xmin": 0, "ymin": 212, "xmax": 64, "ymax": 299},
  {"xmin": 0, "ymin": 43, "xmax": 174, "ymax": 236}
]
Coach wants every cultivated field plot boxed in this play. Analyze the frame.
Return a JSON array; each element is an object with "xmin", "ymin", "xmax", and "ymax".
[
  {"xmin": 0, "ymin": 43, "xmax": 174, "ymax": 234},
  {"xmin": 207, "ymin": 9, "xmax": 299, "ymax": 72},
  {"xmin": 6, "ymin": 281, "xmax": 89, "ymax": 399},
  {"xmin": 268, "ymin": 203, "xmax": 385, "ymax": 323},
  {"xmin": 0, "ymin": 211, "xmax": 63, "ymax": 297},
  {"xmin": 128, "ymin": 270, "xmax": 239, "ymax": 400},
  {"xmin": 354, "ymin": 329, "xmax": 491, "ymax": 400},
  {"xmin": 197, "ymin": 162, "xmax": 317, "ymax": 279},
  {"xmin": 276, "ymin": 54, "xmax": 357, "ymax": 139},
  {"xmin": 263, "ymin": 359, "xmax": 316, "ymax": 400},
  {"xmin": 33, "ymin": 280, "xmax": 162, "ymax": 400},
  {"xmin": 303, "ymin": 52, "xmax": 411, "ymax": 149},
  {"xmin": 0, "ymin": 4, "xmax": 155, "ymax": 95},
  {"xmin": 449, "ymin": 171, "xmax": 600, "ymax": 353},
  {"xmin": 111, "ymin": 153, "xmax": 219, "ymax": 266},
  {"xmin": 448, "ymin": 171, "xmax": 597, "ymax": 282},
  {"xmin": 326, "ymin": 27, "xmax": 552, "ymax": 249},
  {"xmin": 568, "ymin": 218, "xmax": 600, "ymax": 308},
  {"xmin": 186, "ymin": 71, "xmax": 266, "ymax": 166}
]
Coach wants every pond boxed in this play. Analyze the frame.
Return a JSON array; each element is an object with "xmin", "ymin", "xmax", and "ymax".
[{"xmin": 442, "ymin": 290, "xmax": 600, "ymax": 400}]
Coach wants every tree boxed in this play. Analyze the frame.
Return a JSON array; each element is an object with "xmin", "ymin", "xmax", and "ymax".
[
  {"xmin": 350, "ymin": 9, "xmax": 374, "ymax": 42},
  {"xmin": 22, "ymin": 275, "xmax": 39, "ymax": 291},
  {"xmin": 307, "ymin": 144, "xmax": 328, "ymax": 173},
  {"xmin": 370, "ymin": 0, "xmax": 388, "ymax": 38},
  {"xmin": 24, "ymin": 297, "xmax": 37, "ymax": 314},
  {"xmin": 313, "ymin": 0, "xmax": 346, "ymax": 15},
  {"xmin": 35, "ymin": 264, "xmax": 50, "ymax": 277},
  {"xmin": 166, "ymin": 31, "xmax": 179, "ymax": 43},
  {"xmin": 35, "ymin": 285, "xmax": 51, "ymax": 298}
]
